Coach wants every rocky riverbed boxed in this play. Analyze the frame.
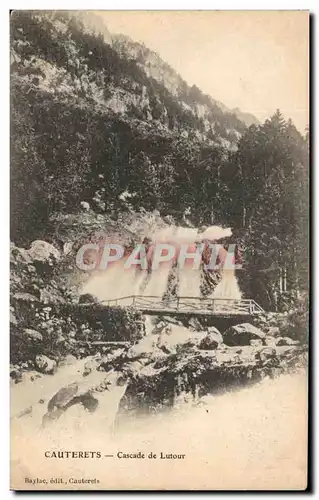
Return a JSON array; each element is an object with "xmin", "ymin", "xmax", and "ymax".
[
  {"xmin": 10, "ymin": 238, "xmax": 308, "ymax": 491},
  {"xmin": 11, "ymin": 313, "xmax": 307, "ymax": 433}
]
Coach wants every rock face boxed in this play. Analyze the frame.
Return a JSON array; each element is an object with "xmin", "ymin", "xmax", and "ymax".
[
  {"xmin": 223, "ymin": 323, "xmax": 266, "ymax": 346},
  {"xmin": 35, "ymin": 355, "xmax": 57, "ymax": 374}
]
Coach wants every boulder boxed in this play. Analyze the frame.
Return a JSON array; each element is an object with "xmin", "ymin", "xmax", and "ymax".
[
  {"xmin": 127, "ymin": 334, "xmax": 159, "ymax": 359},
  {"xmin": 24, "ymin": 328, "xmax": 43, "ymax": 342},
  {"xmin": 42, "ymin": 408, "xmax": 65, "ymax": 428},
  {"xmin": 264, "ymin": 336, "xmax": 277, "ymax": 347},
  {"xmin": 40, "ymin": 288, "xmax": 66, "ymax": 304},
  {"xmin": 35, "ymin": 355, "xmax": 57, "ymax": 374},
  {"xmin": 207, "ymin": 326, "xmax": 223, "ymax": 337},
  {"xmin": 21, "ymin": 371, "xmax": 42, "ymax": 383},
  {"xmin": 27, "ymin": 240, "xmax": 60, "ymax": 263},
  {"xmin": 256, "ymin": 347, "xmax": 277, "ymax": 362},
  {"xmin": 10, "ymin": 366, "xmax": 22, "ymax": 384},
  {"xmin": 13, "ymin": 292, "xmax": 39, "ymax": 303},
  {"xmin": 59, "ymin": 354, "xmax": 77, "ymax": 367},
  {"xmin": 83, "ymin": 357, "xmax": 101, "ymax": 376},
  {"xmin": 17, "ymin": 406, "xmax": 33, "ymax": 418},
  {"xmin": 162, "ymin": 316, "xmax": 184, "ymax": 327},
  {"xmin": 275, "ymin": 336, "xmax": 299, "ymax": 346},
  {"xmin": 80, "ymin": 201, "xmax": 90, "ymax": 211},
  {"xmin": 47, "ymin": 382, "xmax": 79, "ymax": 412},
  {"xmin": 10, "ymin": 310, "xmax": 18, "ymax": 325},
  {"xmin": 199, "ymin": 329, "xmax": 223, "ymax": 350},
  {"xmin": 216, "ymin": 350, "xmax": 242, "ymax": 364},
  {"xmin": 79, "ymin": 293, "xmax": 99, "ymax": 305},
  {"xmin": 223, "ymin": 323, "xmax": 266, "ymax": 346},
  {"xmin": 188, "ymin": 317, "xmax": 203, "ymax": 331},
  {"xmin": 153, "ymin": 321, "xmax": 168, "ymax": 333},
  {"xmin": 124, "ymin": 360, "xmax": 145, "ymax": 376},
  {"xmin": 249, "ymin": 338, "xmax": 263, "ymax": 347},
  {"xmin": 266, "ymin": 326, "xmax": 280, "ymax": 337},
  {"xmin": 157, "ymin": 325, "xmax": 205, "ymax": 354}
]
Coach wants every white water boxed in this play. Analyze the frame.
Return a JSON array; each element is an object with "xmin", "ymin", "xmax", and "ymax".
[
  {"xmin": 81, "ymin": 222, "xmax": 240, "ymax": 302},
  {"xmin": 81, "ymin": 260, "xmax": 145, "ymax": 303},
  {"xmin": 11, "ymin": 370, "xmax": 307, "ymax": 490},
  {"xmin": 177, "ymin": 265, "xmax": 201, "ymax": 297},
  {"xmin": 142, "ymin": 262, "xmax": 173, "ymax": 297},
  {"xmin": 211, "ymin": 269, "xmax": 242, "ymax": 300}
]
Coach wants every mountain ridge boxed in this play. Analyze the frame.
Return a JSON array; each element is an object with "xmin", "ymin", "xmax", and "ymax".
[{"xmin": 111, "ymin": 32, "xmax": 260, "ymax": 128}]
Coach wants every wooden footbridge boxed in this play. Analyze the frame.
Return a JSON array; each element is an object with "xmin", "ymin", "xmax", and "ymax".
[{"xmin": 83, "ymin": 295, "xmax": 265, "ymax": 318}]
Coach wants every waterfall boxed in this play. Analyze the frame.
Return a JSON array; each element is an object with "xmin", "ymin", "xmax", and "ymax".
[
  {"xmin": 211, "ymin": 269, "xmax": 242, "ymax": 300},
  {"xmin": 80, "ymin": 222, "xmax": 241, "ymax": 303},
  {"xmin": 177, "ymin": 264, "xmax": 201, "ymax": 298}
]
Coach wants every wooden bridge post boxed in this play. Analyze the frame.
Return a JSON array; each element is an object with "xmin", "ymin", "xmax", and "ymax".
[{"xmin": 249, "ymin": 300, "xmax": 253, "ymax": 315}]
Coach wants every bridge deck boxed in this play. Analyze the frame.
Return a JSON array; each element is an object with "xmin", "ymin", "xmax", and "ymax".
[{"xmin": 81, "ymin": 295, "xmax": 264, "ymax": 317}]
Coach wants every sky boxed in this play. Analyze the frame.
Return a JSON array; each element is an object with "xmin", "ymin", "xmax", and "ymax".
[{"xmin": 96, "ymin": 10, "xmax": 309, "ymax": 132}]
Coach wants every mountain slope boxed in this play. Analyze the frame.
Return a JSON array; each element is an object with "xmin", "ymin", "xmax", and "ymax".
[
  {"xmin": 10, "ymin": 10, "xmax": 251, "ymax": 242},
  {"xmin": 11, "ymin": 11, "xmax": 252, "ymax": 150},
  {"xmin": 112, "ymin": 33, "xmax": 259, "ymax": 129}
]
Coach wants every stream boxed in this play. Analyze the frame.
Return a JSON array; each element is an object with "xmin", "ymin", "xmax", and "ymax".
[{"xmin": 11, "ymin": 366, "xmax": 307, "ymax": 490}]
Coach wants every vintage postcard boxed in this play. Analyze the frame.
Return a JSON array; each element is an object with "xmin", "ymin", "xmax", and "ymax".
[{"xmin": 10, "ymin": 10, "xmax": 309, "ymax": 490}]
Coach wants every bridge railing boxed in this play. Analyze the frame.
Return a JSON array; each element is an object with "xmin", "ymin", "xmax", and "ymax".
[{"xmin": 99, "ymin": 295, "xmax": 264, "ymax": 315}]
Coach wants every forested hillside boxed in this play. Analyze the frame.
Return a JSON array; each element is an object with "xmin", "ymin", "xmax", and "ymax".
[{"xmin": 10, "ymin": 10, "xmax": 308, "ymax": 310}]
